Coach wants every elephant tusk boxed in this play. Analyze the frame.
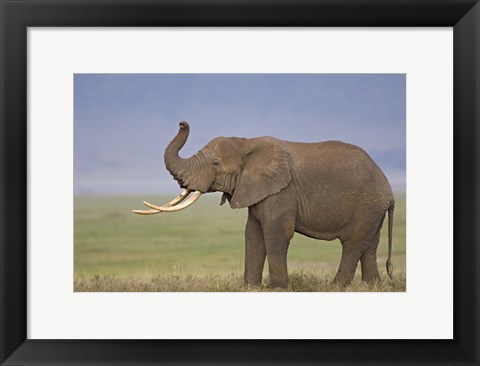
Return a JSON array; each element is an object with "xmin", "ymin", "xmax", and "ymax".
[
  {"xmin": 131, "ymin": 209, "xmax": 163, "ymax": 215},
  {"xmin": 142, "ymin": 191, "xmax": 202, "ymax": 212},
  {"xmin": 161, "ymin": 188, "xmax": 191, "ymax": 207},
  {"xmin": 132, "ymin": 189, "xmax": 191, "ymax": 215}
]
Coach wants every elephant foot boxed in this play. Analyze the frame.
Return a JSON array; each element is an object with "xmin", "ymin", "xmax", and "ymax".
[
  {"xmin": 361, "ymin": 266, "xmax": 381, "ymax": 284},
  {"xmin": 245, "ymin": 284, "xmax": 263, "ymax": 291},
  {"xmin": 244, "ymin": 274, "xmax": 262, "ymax": 288},
  {"xmin": 362, "ymin": 274, "xmax": 382, "ymax": 285},
  {"xmin": 244, "ymin": 281, "xmax": 262, "ymax": 289},
  {"xmin": 332, "ymin": 272, "xmax": 352, "ymax": 288},
  {"xmin": 267, "ymin": 278, "xmax": 288, "ymax": 290}
]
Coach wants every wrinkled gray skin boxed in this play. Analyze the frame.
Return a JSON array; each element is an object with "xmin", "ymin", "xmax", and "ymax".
[{"xmin": 165, "ymin": 121, "xmax": 395, "ymax": 288}]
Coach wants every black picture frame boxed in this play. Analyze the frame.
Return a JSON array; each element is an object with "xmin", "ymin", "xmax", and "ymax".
[{"xmin": 1, "ymin": 1, "xmax": 479, "ymax": 365}]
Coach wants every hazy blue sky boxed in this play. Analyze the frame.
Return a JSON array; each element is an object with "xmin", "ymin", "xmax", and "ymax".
[{"xmin": 74, "ymin": 74, "xmax": 405, "ymax": 194}]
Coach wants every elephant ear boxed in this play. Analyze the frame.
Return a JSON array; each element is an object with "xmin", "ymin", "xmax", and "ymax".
[{"xmin": 230, "ymin": 140, "xmax": 292, "ymax": 209}]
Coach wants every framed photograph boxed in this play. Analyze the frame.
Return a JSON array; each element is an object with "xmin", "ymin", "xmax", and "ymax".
[{"xmin": 1, "ymin": 0, "xmax": 478, "ymax": 365}]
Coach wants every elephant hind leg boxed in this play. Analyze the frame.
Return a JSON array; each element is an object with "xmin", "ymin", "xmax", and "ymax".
[
  {"xmin": 333, "ymin": 240, "xmax": 364, "ymax": 287},
  {"xmin": 334, "ymin": 215, "xmax": 382, "ymax": 287},
  {"xmin": 360, "ymin": 229, "xmax": 381, "ymax": 284}
]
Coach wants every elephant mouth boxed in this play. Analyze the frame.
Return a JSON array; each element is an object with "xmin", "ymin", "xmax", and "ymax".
[{"xmin": 132, "ymin": 189, "xmax": 202, "ymax": 215}]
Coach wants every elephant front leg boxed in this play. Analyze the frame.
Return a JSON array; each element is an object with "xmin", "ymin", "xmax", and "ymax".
[
  {"xmin": 244, "ymin": 213, "xmax": 266, "ymax": 287},
  {"xmin": 262, "ymin": 214, "xmax": 295, "ymax": 289}
]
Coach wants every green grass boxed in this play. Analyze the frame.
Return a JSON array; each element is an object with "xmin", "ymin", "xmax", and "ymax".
[{"xmin": 74, "ymin": 192, "xmax": 406, "ymax": 291}]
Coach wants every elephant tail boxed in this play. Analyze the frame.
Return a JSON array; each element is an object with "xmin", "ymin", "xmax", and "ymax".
[{"xmin": 386, "ymin": 204, "xmax": 394, "ymax": 279}]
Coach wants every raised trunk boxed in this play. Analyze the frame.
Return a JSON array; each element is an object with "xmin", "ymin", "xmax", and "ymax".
[
  {"xmin": 163, "ymin": 121, "xmax": 212, "ymax": 192},
  {"xmin": 164, "ymin": 121, "xmax": 191, "ymax": 183}
]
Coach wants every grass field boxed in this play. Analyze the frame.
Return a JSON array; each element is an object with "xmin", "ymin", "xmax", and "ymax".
[{"xmin": 74, "ymin": 192, "xmax": 406, "ymax": 292}]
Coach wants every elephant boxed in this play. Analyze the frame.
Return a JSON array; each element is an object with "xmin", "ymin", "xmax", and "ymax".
[{"xmin": 133, "ymin": 121, "xmax": 395, "ymax": 289}]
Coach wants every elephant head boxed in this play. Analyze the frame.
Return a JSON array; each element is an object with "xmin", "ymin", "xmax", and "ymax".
[{"xmin": 133, "ymin": 121, "xmax": 292, "ymax": 214}]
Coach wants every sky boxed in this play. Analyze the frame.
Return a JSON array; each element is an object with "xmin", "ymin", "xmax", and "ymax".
[{"xmin": 74, "ymin": 74, "xmax": 405, "ymax": 194}]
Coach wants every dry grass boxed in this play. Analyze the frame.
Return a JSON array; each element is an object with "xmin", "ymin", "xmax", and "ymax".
[{"xmin": 74, "ymin": 269, "xmax": 406, "ymax": 292}]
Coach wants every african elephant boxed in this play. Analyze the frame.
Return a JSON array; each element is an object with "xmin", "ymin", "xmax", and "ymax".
[{"xmin": 134, "ymin": 121, "xmax": 395, "ymax": 289}]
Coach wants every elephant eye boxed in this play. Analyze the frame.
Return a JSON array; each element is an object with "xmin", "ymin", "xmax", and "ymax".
[{"xmin": 213, "ymin": 159, "xmax": 220, "ymax": 166}]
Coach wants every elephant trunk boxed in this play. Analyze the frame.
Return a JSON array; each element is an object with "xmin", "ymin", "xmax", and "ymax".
[
  {"xmin": 164, "ymin": 121, "xmax": 191, "ymax": 185},
  {"xmin": 164, "ymin": 121, "xmax": 213, "ymax": 192}
]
